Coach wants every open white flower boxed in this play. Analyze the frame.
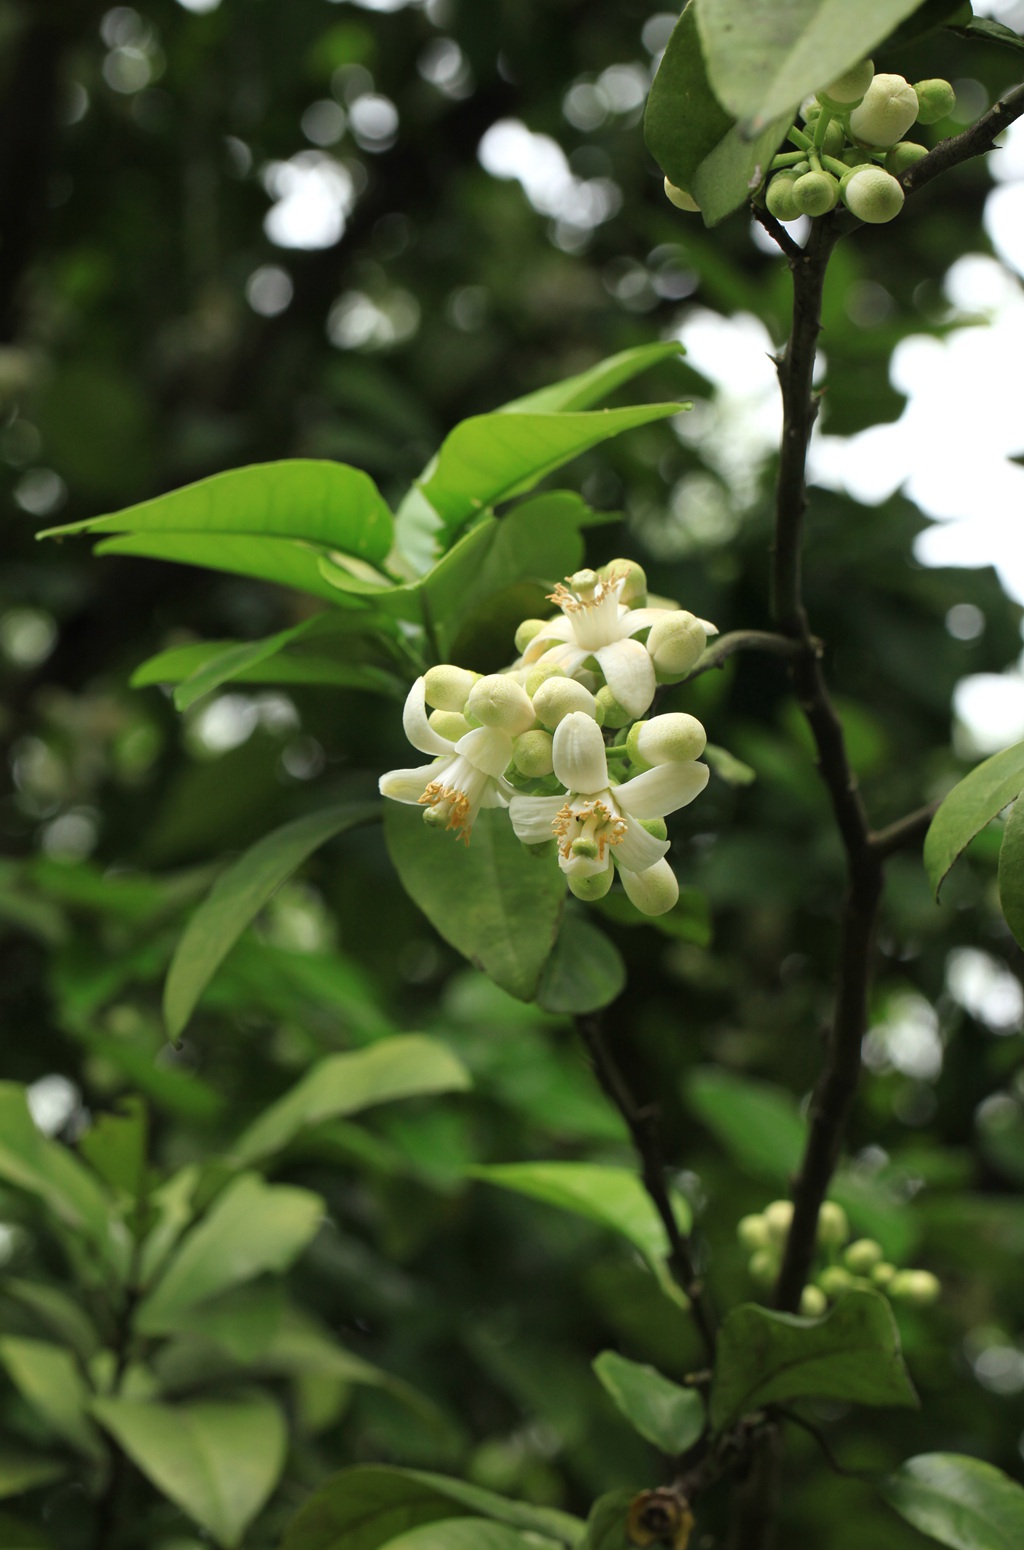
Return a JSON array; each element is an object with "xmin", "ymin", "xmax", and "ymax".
[
  {"xmin": 379, "ymin": 677, "xmax": 515, "ymax": 844},
  {"xmin": 508, "ymin": 711, "xmax": 708, "ymax": 880},
  {"xmin": 520, "ymin": 568, "xmax": 715, "ymax": 719}
]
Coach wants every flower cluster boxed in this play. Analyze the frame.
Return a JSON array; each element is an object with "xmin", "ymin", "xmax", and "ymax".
[
  {"xmin": 665, "ymin": 63, "xmax": 956, "ymax": 226},
  {"xmin": 380, "ymin": 561, "xmax": 715, "ymax": 916}
]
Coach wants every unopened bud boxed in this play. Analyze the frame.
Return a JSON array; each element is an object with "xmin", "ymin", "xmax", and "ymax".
[
  {"xmin": 793, "ymin": 170, "xmax": 839, "ymax": 216},
  {"xmin": 913, "ymin": 78, "xmax": 956, "ymax": 125},
  {"xmin": 764, "ymin": 1200, "xmax": 794, "ymax": 1244},
  {"xmin": 600, "ymin": 558, "xmax": 647, "ymax": 607},
  {"xmin": 594, "ymin": 685, "xmax": 632, "ymax": 730},
  {"xmin": 524, "ymin": 661, "xmax": 566, "ymax": 697},
  {"xmin": 749, "ymin": 1248, "xmax": 778, "ymax": 1288},
  {"xmin": 513, "ymin": 729, "xmax": 554, "ymax": 778},
  {"xmin": 429, "ymin": 709, "xmax": 471, "ymax": 742},
  {"xmin": 884, "ymin": 140, "xmax": 929, "ymax": 175},
  {"xmin": 664, "ymin": 177, "xmax": 700, "ymax": 213},
  {"xmin": 820, "ymin": 119, "xmax": 846, "ymax": 157},
  {"xmin": 514, "ymin": 618, "xmax": 548, "ymax": 654},
  {"xmin": 647, "ymin": 612, "xmax": 707, "ymax": 678},
  {"xmin": 849, "ymin": 73, "xmax": 919, "ymax": 147},
  {"xmin": 816, "ymin": 1201, "xmax": 849, "ymax": 1247},
  {"xmin": 630, "ymin": 712, "xmax": 707, "ymax": 768},
  {"xmin": 871, "ymin": 1261, "xmax": 897, "ymax": 1289},
  {"xmin": 620, "ymin": 857, "xmax": 679, "ymax": 916},
  {"xmin": 889, "ymin": 1269, "xmax": 941, "ymax": 1306},
  {"xmin": 568, "ymin": 863, "xmax": 614, "ymax": 901},
  {"xmin": 800, "ymin": 1285, "xmax": 828, "ymax": 1318},
  {"xmin": 766, "ymin": 171, "xmax": 801, "ymax": 222},
  {"xmin": 466, "ymin": 674, "xmax": 536, "ymax": 735},
  {"xmin": 533, "ymin": 676, "xmax": 598, "ymax": 729},
  {"xmin": 737, "ymin": 1213, "xmax": 771, "ymax": 1251},
  {"xmin": 844, "ymin": 1238, "xmax": 883, "ymax": 1274},
  {"xmin": 841, "ymin": 165, "xmax": 904, "ymax": 223},
  {"xmin": 638, "ymin": 816, "xmax": 668, "ymax": 841},
  {"xmin": 818, "ymin": 1265, "xmax": 854, "ymax": 1299},
  {"xmin": 423, "ymin": 664, "xmax": 478, "ymax": 712},
  {"xmin": 818, "ymin": 58, "xmax": 874, "ymax": 110}
]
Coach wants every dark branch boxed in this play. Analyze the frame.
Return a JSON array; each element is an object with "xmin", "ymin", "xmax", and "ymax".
[
  {"xmin": 752, "ymin": 204, "xmax": 804, "ymax": 263},
  {"xmin": 901, "ymin": 80, "xmax": 1024, "ymax": 199},
  {"xmin": 869, "ymin": 801, "xmax": 940, "ymax": 860},
  {"xmin": 683, "ymin": 629, "xmax": 801, "ymax": 681}
]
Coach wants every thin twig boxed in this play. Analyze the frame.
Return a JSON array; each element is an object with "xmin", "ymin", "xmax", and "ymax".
[
  {"xmin": 575, "ymin": 1012, "xmax": 717, "ymax": 1362},
  {"xmin": 683, "ymin": 629, "xmax": 802, "ymax": 681},
  {"xmin": 752, "ymin": 204, "xmax": 804, "ymax": 263},
  {"xmin": 869, "ymin": 800, "xmax": 940, "ymax": 859},
  {"xmin": 775, "ymin": 1406, "xmax": 879, "ymax": 1480}
]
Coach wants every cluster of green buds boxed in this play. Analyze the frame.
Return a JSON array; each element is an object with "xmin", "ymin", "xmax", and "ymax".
[
  {"xmin": 379, "ymin": 562, "xmax": 716, "ymax": 917},
  {"xmin": 738, "ymin": 1199, "xmax": 941, "ymax": 1314}
]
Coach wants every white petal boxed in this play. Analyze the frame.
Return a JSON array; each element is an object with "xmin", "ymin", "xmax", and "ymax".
[
  {"xmin": 455, "ymin": 725, "xmax": 515, "ymax": 778},
  {"xmin": 620, "ymin": 606, "xmax": 667, "ymax": 636},
  {"xmin": 620, "ymin": 858, "xmax": 679, "ymax": 915},
  {"xmin": 532, "ymin": 641, "xmax": 590, "ymax": 678},
  {"xmin": 594, "ymin": 638, "xmax": 656, "ymax": 718},
  {"xmin": 509, "ymin": 794, "xmax": 563, "ymax": 844},
  {"xmin": 616, "ymin": 760, "xmax": 710, "ymax": 820},
  {"xmin": 615, "ymin": 817, "xmax": 670, "ymax": 872},
  {"xmin": 379, "ymin": 760, "xmax": 446, "ymax": 803},
  {"xmin": 697, "ymin": 616, "xmax": 719, "ymax": 636},
  {"xmin": 403, "ymin": 677, "xmax": 452, "ymax": 756},
  {"xmin": 552, "ymin": 712, "xmax": 609, "ymax": 794},
  {"xmin": 522, "ymin": 616, "xmax": 575, "ymax": 661}
]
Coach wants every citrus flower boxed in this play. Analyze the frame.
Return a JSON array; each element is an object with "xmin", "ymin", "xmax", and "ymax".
[
  {"xmin": 379, "ymin": 677, "xmax": 516, "ymax": 843},
  {"xmin": 508, "ymin": 711, "xmax": 708, "ymax": 883}
]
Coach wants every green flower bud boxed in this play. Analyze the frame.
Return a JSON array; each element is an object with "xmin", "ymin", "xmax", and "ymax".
[
  {"xmin": 801, "ymin": 98, "xmax": 822, "ymax": 124},
  {"xmin": 841, "ymin": 165, "xmax": 905, "ymax": 223},
  {"xmin": 514, "ymin": 618, "xmax": 548, "ymax": 654},
  {"xmin": 638, "ymin": 816, "xmax": 668, "ymax": 840},
  {"xmin": 889, "ymin": 1269, "xmax": 941, "ymax": 1306},
  {"xmin": 765, "ymin": 171, "xmax": 802, "ymax": 223},
  {"xmin": 800, "ymin": 1285, "xmax": 828, "ymax": 1318},
  {"xmin": 594, "ymin": 685, "xmax": 632, "ymax": 730},
  {"xmin": 524, "ymin": 661, "xmax": 566, "ymax": 697},
  {"xmin": 635, "ymin": 712, "xmax": 707, "ymax": 767},
  {"xmin": 423, "ymin": 664, "xmax": 478, "ymax": 712},
  {"xmin": 816, "ymin": 1201, "xmax": 849, "ymax": 1247},
  {"xmin": 466, "ymin": 674, "xmax": 536, "ymax": 735},
  {"xmin": 841, "ymin": 146, "xmax": 875, "ymax": 167},
  {"xmin": 533, "ymin": 676, "xmax": 598, "ymax": 729},
  {"xmin": 647, "ymin": 612, "xmax": 707, "ymax": 678},
  {"xmin": 568, "ymin": 862, "xmax": 614, "ymax": 901},
  {"xmin": 849, "ymin": 73, "xmax": 919, "ymax": 147},
  {"xmin": 820, "ymin": 119, "xmax": 846, "ymax": 158},
  {"xmin": 871, "ymin": 1261, "xmax": 897, "ymax": 1290},
  {"xmin": 793, "ymin": 170, "xmax": 840, "ymax": 216},
  {"xmin": 764, "ymin": 1200, "xmax": 794, "ymax": 1244},
  {"xmin": 513, "ymin": 728, "xmax": 554, "ymax": 778},
  {"xmin": 737, "ymin": 1213, "xmax": 771, "ymax": 1251},
  {"xmin": 749, "ymin": 1248, "xmax": 779, "ymax": 1288},
  {"xmin": 600, "ymin": 558, "xmax": 647, "ymax": 607},
  {"xmin": 429, "ymin": 709, "xmax": 471, "ymax": 742},
  {"xmin": 913, "ymin": 78, "xmax": 956, "ymax": 125},
  {"xmin": 570, "ymin": 568, "xmax": 600, "ymax": 597},
  {"xmin": 664, "ymin": 176, "xmax": 701, "ymax": 213},
  {"xmin": 620, "ymin": 857, "xmax": 679, "ymax": 916},
  {"xmin": 844, "ymin": 1238, "xmax": 883, "ymax": 1274},
  {"xmin": 884, "ymin": 140, "xmax": 929, "ymax": 175},
  {"xmin": 818, "ymin": 59, "xmax": 874, "ymax": 110},
  {"xmin": 818, "ymin": 1265, "xmax": 855, "ymax": 1299}
]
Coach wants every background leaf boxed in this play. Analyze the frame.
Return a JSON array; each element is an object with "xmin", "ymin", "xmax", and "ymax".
[
  {"xmin": 882, "ymin": 1453, "xmax": 1024, "ymax": 1550},
  {"xmin": 592, "ymin": 1351, "xmax": 705, "ymax": 1455},
  {"xmin": 684, "ymin": 1068, "xmax": 807, "ymax": 1182},
  {"xmin": 997, "ymin": 797, "xmax": 1024, "ymax": 949},
  {"xmin": 536, "ymin": 915, "xmax": 626, "ymax": 1015},
  {"xmin": 924, "ymin": 740, "xmax": 1024, "ymax": 895}
]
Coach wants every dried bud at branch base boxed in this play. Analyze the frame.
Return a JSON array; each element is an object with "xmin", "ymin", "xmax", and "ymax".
[
  {"xmin": 818, "ymin": 58, "xmax": 874, "ymax": 109},
  {"xmin": 849, "ymin": 73, "xmax": 919, "ymax": 147},
  {"xmin": 423, "ymin": 664, "xmax": 478, "ymax": 712},
  {"xmin": 913, "ymin": 77, "xmax": 956, "ymax": 125},
  {"xmin": 628, "ymin": 1488, "xmax": 694, "ymax": 1550}
]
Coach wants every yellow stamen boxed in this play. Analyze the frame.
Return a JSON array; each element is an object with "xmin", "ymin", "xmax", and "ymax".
[
  {"xmin": 419, "ymin": 780, "xmax": 473, "ymax": 845},
  {"xmin": 552, "ymin": 798, "xmax": 627, "ymax": 861}
]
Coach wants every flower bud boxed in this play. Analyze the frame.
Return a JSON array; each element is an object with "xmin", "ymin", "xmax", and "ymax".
[
  {"xmin": 429, "ymin": 709, "xmax": 471, "ymax": 742},
  {"xmin": 816, "ymin": 1201, "xmax": 849, "ymax": 1247},
  {"xmin": 889, "ymin": 1269, "xmax": 940, "ymax": 1306},
  {"xmin": 533, "ymin": 676, "xmax": 599, "ymax": 730},
  {"xmin": 793, "ymin": 170, "xmax": 839, "ymax": 217},
  {"xmin": 749, "ymin": 1249, "xmax": 778, "ymax": 1288},
  {"xmin": 820, "ymin": 119, "xmax": 846, "ymax": 158},
  {"xmin": 764, "ymin": 1200, "xmax": 794, "ymax": 1244},
  {"xmin": 423, "ymin": 664, "xmax": 478, "ymax": 712},
  {"xmin": 513, "ymin": 729, "xmax": 554, "ymax": 778},
  {"xmin": 638, "ymin": 817, "xmax": 668, "ymax": 841},
  {"xmin": 594, "ymin": 685, "xmax": 632, "ymax": 730},
  {"xmin": 568, "ymin": 863, "xmax": 614, "ymax": 901},
  {"xmin": 884, "ymin": 140, "xmax": 929, "ymax": 175},
  {"xmin": 913, "ymin": 78, "xmax": 956, "ymax": 125},
  {"xmin": 766, "ymin": 171, "xmax": 801, "ymax": 222},
  {"xmin": 849, "ymin": 73, "xmax": 919, "ymax": 147},
  {"xmin": 632, "ymin": 712, "xmax": 707, "ymax": 769},
  {"xmin": 818, "ymin": 58, "xmax": 874, "ymax": 109},
  {"xmin": 800, "ymin": 1285, "xmax": 828, "ymax": 1318},
  {"xmin": 871, "ymin": 1261, "xmax": 897, "ymax": 1289},
  {"xmin": 620, "ymin": 858, "xmax": 679, "ymax": 916},
  {"xmin": 647, "ymin": 612, "xmax": 707, "ymax": 678},
  {"xmin": 514, "ymin": 618, "xmax": 548, "ymax": 654},
  {"xmin": 801, "ymin": 98, "xmax": 822, "ymax": 124},
  {"xmin": 818, "ymin": 1265, "xmax": 854, "ymax": 1299},
  {"xmin": 844, "ymin": 1238, "xmax": 883, "ymax": 1274},
  {"xmin": 737, "ymin": 1213, "xmax": 771, "ymax": 1251},
  {"xmin": 570, "ymin": 568, "xmax": 600, "ymax": 596},
  {"xmin": 524, "ymin": 661, "xmax": 566, "ymax": 697},
  {"xmin": 664, "ymin": 177, "xmax": 700, "ymax": 213},
  {"xmin": 466, "ymin": 674, "xmax": 536, "ymax": 735},
  {"xmin": 841, "ymin": 165, "xmax": 904, "ymax": 223},
  {"xmin": 600, "ymin": 558, "xmax": 647, "ymax": 607}
]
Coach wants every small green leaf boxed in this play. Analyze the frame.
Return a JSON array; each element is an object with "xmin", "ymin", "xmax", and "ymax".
[
  {"xmin": 231, "ymin": 1036, "xmax": 471, "ymax": 1167},
  {"xmin": 703, "ymin": 743, "xmax": 756, "ymax": 787},
  {"xmin": 93, "ymin": 532, "xmax": 357, "ymax": 607},
  {"xmin": 0, "ymin": 1086, "xmax": 113, "ymax": 1251},
  {"xmin": 92, "ymin": 1391, "xmax": 287, "ymax": 1549},
  {"xmin": 0, "ymin": 1448, "xmax": 67, "ymax": 1501},
  {"xmin": 135, "ymin": 1173, "xmax": 323, "ymax": 1332},
  {"xmin": 964, "ymin": 16, "xmax": 1024, "ymax": 52},
  {"xmin": 499, "ymin": 343, "xmax": 685, "ymax": 414},
  {"xmin": 709, "ymin": 1289, "xmax": 918, "ymax": 1431},
  {"xmin": 592, "ymin": 1351, "xmax": 705, "ymax": 1454},
  {"xmin": 924, "ymin": 740, "xmax": 1024, "ymax": 896},
  {"xmin": 882, "ymin": 1453, "xmax": 1024, "ymax": 1550},
  {"xmin": 383, "ymin": 805, "xmax": 565, "ymax": 1002},
  {"xmin": 78, "ymin": 1096, "xmax": 147, "ymax": 1198},
  {"xmin": 537, "ymin": 915, "xmax": 626, "ymax": 1015},
  {"xmin": 38, "ymin": 459, "xmax": 394, "ymax": 564},
  {"xmin": 163, "ymin": 802, "xmax": 377, "ymax": 1040},
  {"xmin": 281, "ymin": 1464, "xmax": 585, "ymax": 1550},
  {"xmin": 138, "ymin": 1165, "xmax": 200, "ymax": 1288},
  {"xmin": 578, "ymin": 1490, "xmax": 637, "ymax": 1550},
  {"xmin": 0, "ymin": 1338, "xmax": 105, "ymax": 1462},
  {"xmin": 998, "ymin": 799, "xmax": 1024, "ymax": 949},
  {"xmin": 684, "ymin": 1068, "xmax": 806, "ymax": 1183},
  {"xmin": 0, "ymin": 1279, "xmax": 101, "ymax": 1361}
]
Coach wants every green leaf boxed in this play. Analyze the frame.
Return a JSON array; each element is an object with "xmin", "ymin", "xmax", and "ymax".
[
  {"xmin": 592, "ymin": 1351, "xmax": 705, "ymax": 1455},
  {"xmin": 134, "ymin": 638, "xmax": 403, "ymax": 696},
  {"xmin": 924, "ymin": 741, "xmax": 1024, "ymax": 896},
  {"xmin": 78, "ymin": 1096, "xmax": 147, "ymax": 1198},
  {"xmin": 578, "ymin": 1490, "xmax": 637, "ymax": 1550},
  {"xmin": 0, "ymin": 1280, "xmax": 100, "ymax": 1362},
  {"xmin": 703, "ymin": 743, "xmax": 756, "ymax": 787},
  {"xmin": 595, "ymin": 885, "xmax": 711, "ymax": 946},
  {"xmin": 709, "ymin": 1289, "xmax": 918, "ymax": 1431},
  {"xmin": 537, "ymin": 915, "xmax": 626, "ymax": 1015},
  {"xmin": 694, "ymin": 0, "xmax": 923, "ymax": 126},
  {"xmin": 38, "ymin": 459, "xmax": 394, "ymax": 565},
  {"xmin": 882, "ymin": 1453, "xmax": 1024, "ymax": 1550},
  {"xmin": 684, "ymin": 1068, "xmax": 806, "ymax": 1183},
  {"xmin": 964, "ymin": 17, "xmax": 1024, "ymax": 52},
  {"xmin": 692, "ymin": 111, "xmax": 796, "ymax": 226},
  {"xmin": 888, "ymin": 0, "xmax": 975, "ymax": 46},
  {"xmin": 370, "ymin": 1523, "xmax": 558, "ymax": 1550},
  {"xmin": 0, "ymin": 1338, "xmax": 105, "ymax": 1462},
  {"xmin": 156, "ymin": 1281, "xmax": 287, "ymax": 1364},
  {"xmin": 92, "ymin": 1391, "xmax": 286, "ymax": 1549},
  {"xmin": 281, "ymin": 1464, "xmax": 584, "ymax": 1550},
  {"xmin": 383, "ymin": 805, "xmax": 565, "ymax": 1002},
  {"xmin": 230, "ymin": 1036, "xmax": 471, "ymax": 1167},
  {"xmin": 998, "ymin": 798, "xmax": 1024, "ymax": 949},
  {"xmin": 0, "ymin": 1449, "xmax": 67, "ymax": 1501},
  {"xmin": 260, "ymin": 1310, "xmax": 444, "ymax": 1425},
  {"xmin": 138, "ymin": 1165, "xmax": 199, "ymax": 1288},
  {"xmin": 93, "ymin": 532, "xmax": 359, "ymax": 607},
  {"xmin": 135, "ymin": 1173, "xmax": 323, "ymax": 1333},
  {"xmin": 163, "ymin": 801, "xmax": 377, "ymax": 1040},
  {"xmin": 644, "ymin": 5, "xmax": 734, "ymax": 198},
  {"xmin": 499, "ymin": 343, "xmax": 685, "ymax": 414},
  {"xmin": 0, "ymin": 1086, "xmax": 113, "ymax": 1251}
]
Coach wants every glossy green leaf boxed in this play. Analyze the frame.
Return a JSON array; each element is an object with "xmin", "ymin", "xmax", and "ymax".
[
  {"xmin": 684, "ymin": 1068, "xmax": 806, "ymax": 1183},
  {"xmin": 888, "ymin": 0, "xmax": 975, "ymax": 46},
  {"xmin": 882, "ymin": 1453, "xmax": 1024, "ymax": 1549},
  {"xmin": 0, "ymin": 1338, "xmax": 105, "ymax": 1462},
  {"xmin": 93, "ymin": 532, "xmax": 355, "ymax": 606},
  {"xmin": 644, "ymin": 5, "xmax": 733, "ymax": 198},
  {"xmin": 135, "ymin": 1173, "xmax": 323, "ymax": 1332},
  {"xmin": 92, "ymin": 1391, "xmax": 287, "ymax": 1548},
  {"xmin": 231, "ymin": 1035, "xmax": 471, "ymax": 1167},
  {"xmin": 383, "ymin": 805, "xmax": 565, "ymax": 1002},
  {"xmin": 134, "ymin": 638, "xmax": 403, "ymax": 695},
  {"xmin": 709, "ymin": 1290, "xmax": 918, "ymax": 1431},
  {"xmin": 925, "ymin": 741, "xmax": 1024, "ymax": 895},
  {"xmin": 692, "ymin": 111, "xmax": 796, "ymax": 225},
  {"xmin": 0, "ymin": 1086, "xmax": 113, "ymax": 1250},
  {"xmin": 0, "ymin": 1449, "xmax": 67, "ymax": 1501},
  {"xmin": 592, "ymin": 1350, "xmax": 705, "ymax": 1455},
  {"xmin": 499, "ymin": 342, "xmax": 685, "ymax": 414},
  {"xmin": 537, "ymin": 915, "xmax": 626, "ymax": 1015},
  {"xmin": 997, "ymin": 797, "xmax": 1024, "ymax": 949},
  {"xmin": 78, "ymin": 1095, "xmax": 147, "ymax": 1197},
  {"xmin": 157, "ymin": 1280, "xmax": 286, "ymax": 1364},
  {"xmin": 282, "ymin": 1464, "xmax": 584, "ymax": 1550},
  {"xmin": 964, "ymin": 16, "xmax": 1024, "ymax": 52},
  {"xmin": 694, "ymin": 0, "xmax": 923, "ymax": 126},
  {"xmin": 38, "ymin": 459, "xmax": 394, "ymax": 564},
  {"xmin": 163, "ymin": 801, "xmax": 377, "ymax": 1040},
  {"xmin": 0, "ymin": 1279, "xmax": 100, "ymax": 1361}
]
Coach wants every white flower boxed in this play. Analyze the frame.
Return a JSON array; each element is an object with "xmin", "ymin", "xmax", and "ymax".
[
  {"xmin": 379, "ymin": 677, "xmax": 515, "ymax": 843},
  {"xmin": 508, "ymin": 711, "xmax": 708, "ymax": 880},
  {"xmin": 520, "ymin": 568, "xmax": 716, "ymax": 719}
]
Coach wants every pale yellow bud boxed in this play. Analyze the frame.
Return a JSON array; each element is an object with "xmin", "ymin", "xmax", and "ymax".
[
  {"xmin": 533, "ymin": 676, "xmax": 598, "ymax": 730},
  {"xmin": 423, "ymin": 664, "xmax": 478, "ymax": 712},
  {"xmin": 466, "ymin": 674, "xmax": 536, "ymax": 735},
  {"xmin": 647, "ymin": 612, "xmax": 707, "ymax": 677}
]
